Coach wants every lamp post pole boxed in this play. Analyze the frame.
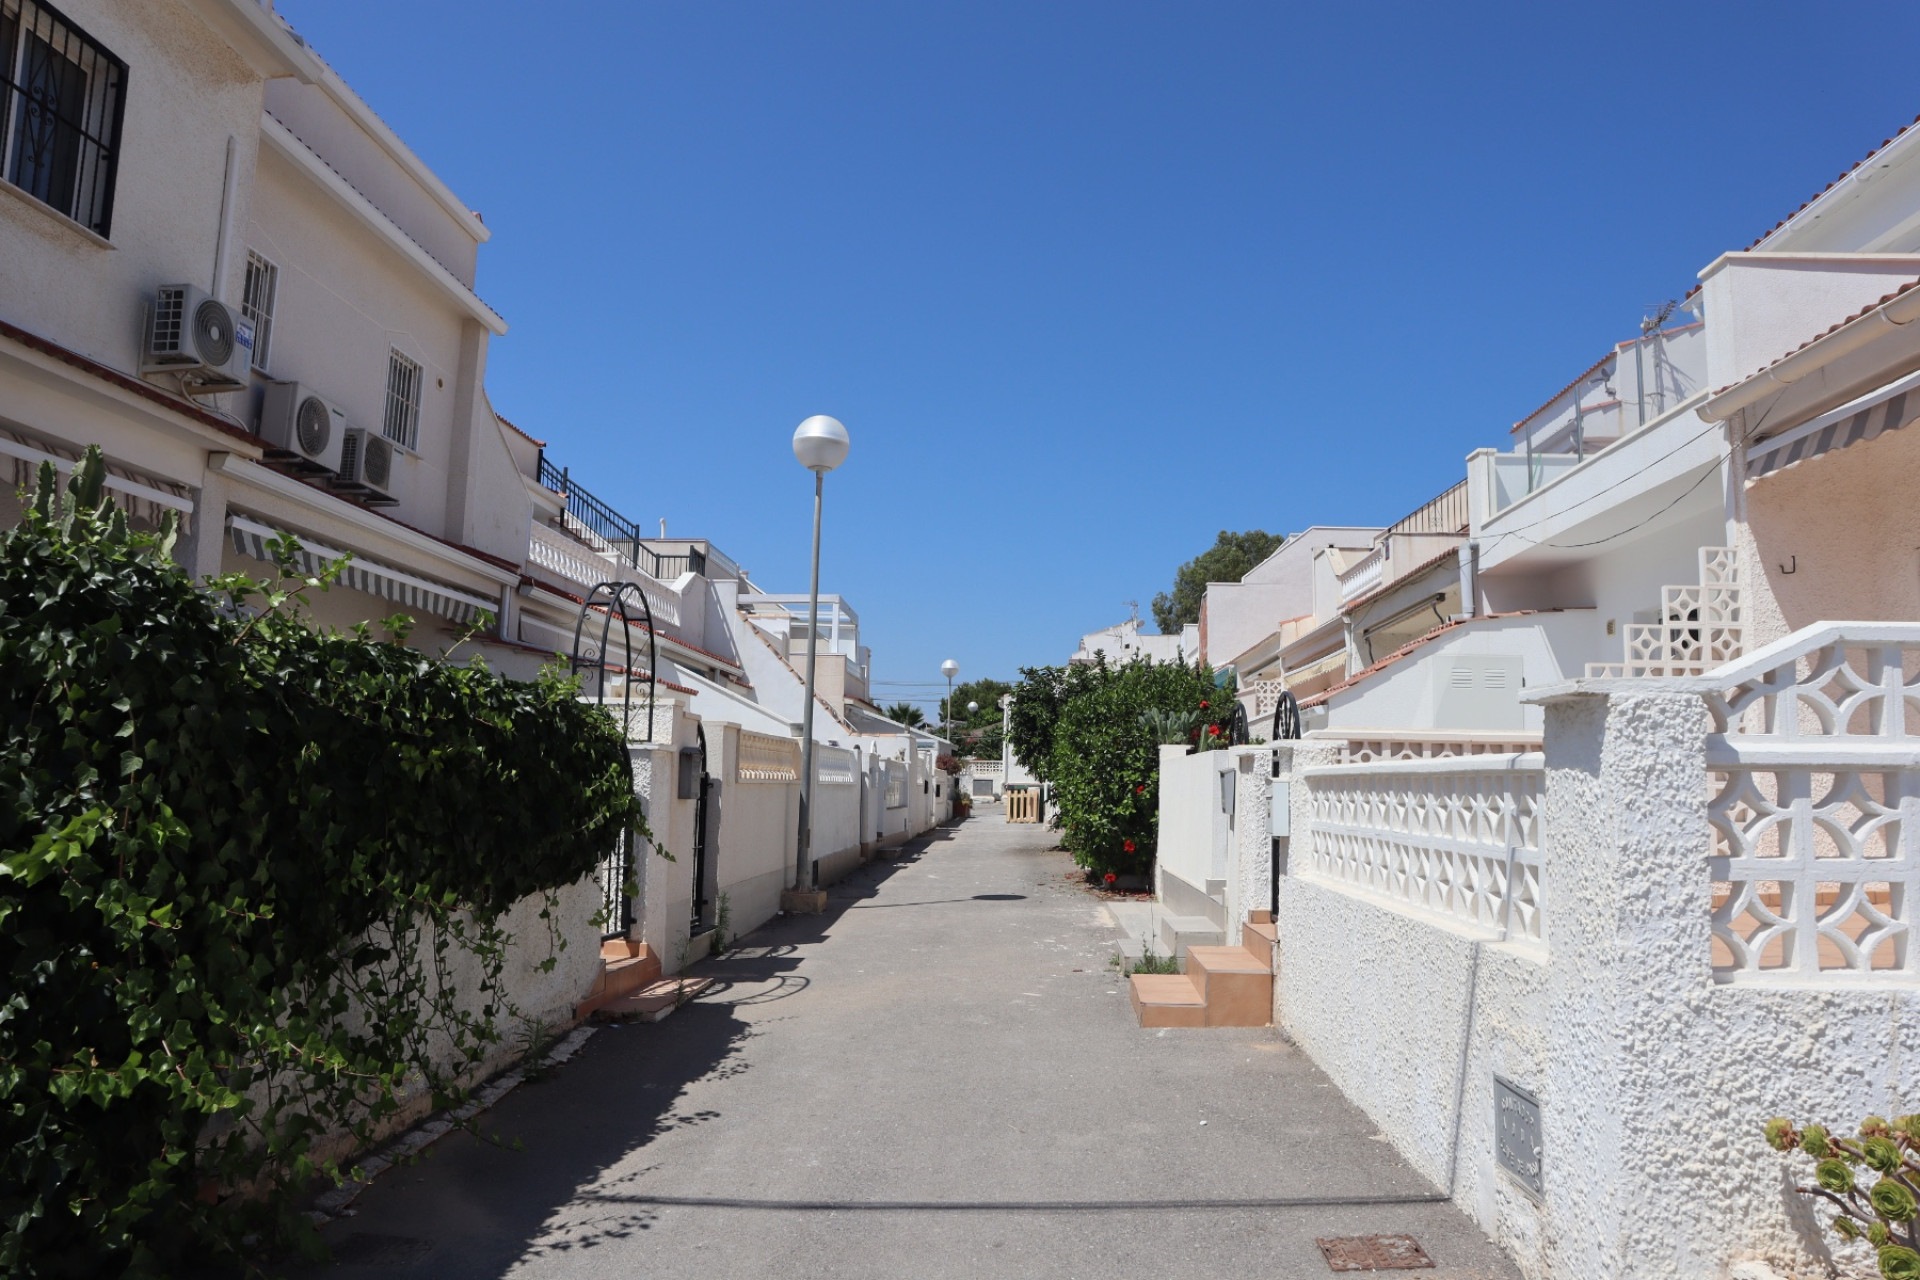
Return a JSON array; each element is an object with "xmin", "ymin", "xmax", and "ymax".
[
  {"xmin": 787, "ymin": 415, "xmax": 849, "ymax": 911},
  {"xmin": 940, "ymin": 658, "xmax": 959, "ymax": 752}
]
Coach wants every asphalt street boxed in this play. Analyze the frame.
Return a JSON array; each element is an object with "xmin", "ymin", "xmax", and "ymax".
[{"xmin": 301, "ymin": 814, "xmax": 1520, "ymax": 1279}]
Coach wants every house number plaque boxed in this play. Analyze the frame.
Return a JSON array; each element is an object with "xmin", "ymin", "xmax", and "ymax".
[{"xmin": 1494, "ymin": 1075, "xmax": 1544, "ymax": 1198}]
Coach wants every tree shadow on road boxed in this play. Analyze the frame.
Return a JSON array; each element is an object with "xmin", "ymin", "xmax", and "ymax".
[{"xmin": 292, "ymin": 830, "xmax": 960, "ymax": 1277}]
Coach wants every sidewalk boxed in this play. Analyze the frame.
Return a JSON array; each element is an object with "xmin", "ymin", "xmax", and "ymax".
[{"xmin": 299, "ymin": 818, "xmax": 1519, "ymax": 1278}]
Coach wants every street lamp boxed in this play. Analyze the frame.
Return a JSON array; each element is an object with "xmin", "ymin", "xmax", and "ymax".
[
  {"xmin": 941, "ymin": 658, "xmax": 959, "ymax": 749},
  {"xmin": 789, "ymin": 414, "xmax": 850, "ymax": 908}
]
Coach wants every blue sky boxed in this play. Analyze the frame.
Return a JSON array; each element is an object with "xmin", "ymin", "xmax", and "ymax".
[{"xmin": 280, "ymin": 0, "xmax": 1920, "ymax": 711}]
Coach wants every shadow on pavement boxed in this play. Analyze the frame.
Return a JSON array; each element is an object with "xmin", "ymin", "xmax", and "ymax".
[{"xmin": 292, "ymin": 827, "xmax": 966, "ymax": 1276}]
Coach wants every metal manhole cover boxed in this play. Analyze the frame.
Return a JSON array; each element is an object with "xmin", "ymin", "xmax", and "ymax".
[
  {"xmin": 330, "ymin": 1232, "xmax": 435, "ymax": 1266},
  {"xmin": 1316, "ymin": 1234, "xmax": 1434, "ymax": 1271}
]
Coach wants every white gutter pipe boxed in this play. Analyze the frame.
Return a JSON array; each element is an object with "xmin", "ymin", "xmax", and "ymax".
[{"xmin": 1701, "ymin": 284, "xmax": 1920, "ymax": 423}]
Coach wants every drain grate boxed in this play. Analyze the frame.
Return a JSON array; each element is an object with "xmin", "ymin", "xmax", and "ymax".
[{"xmin": 1316, "ymin": 1234, "xmax": 1434, "ymax": 1271}]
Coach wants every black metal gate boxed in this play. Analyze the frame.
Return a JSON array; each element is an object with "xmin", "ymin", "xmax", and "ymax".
[
  {"xmin": 601, "ymin": 826, "xmax": 634, "ymax": 941},
  {"xmin": 689, "ymin": 725, "xmax": 713, "ymax": 934}
]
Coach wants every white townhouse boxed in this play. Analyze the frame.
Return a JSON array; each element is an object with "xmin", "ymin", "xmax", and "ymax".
[
  {"xmin": 1149, "ymin": 117, "xmax": 1920, "ymax": 1280},
  {"xmin": 0, "ymin": 0, "xmax": 953, "ymax": 1019}
]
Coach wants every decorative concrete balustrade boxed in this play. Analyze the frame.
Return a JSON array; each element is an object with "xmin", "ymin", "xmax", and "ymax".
[
  {"xmin": 1701, "ymin": 623, "xmax": 1920, "ymax": 981},
  {"xmin": 1302, "ymin": 739, "xmax": 1546, "ymax": 945},
  {"xmin": 527, "ymin": 521, "xmax": 681, "ymax": 627},
  {"xmin": 735, "ymin": 730, "xmax": 800, "ymax": 783},
  {"xmin": 1586, "ymin": 545, "xmax": 1741, "ymax": 678}
]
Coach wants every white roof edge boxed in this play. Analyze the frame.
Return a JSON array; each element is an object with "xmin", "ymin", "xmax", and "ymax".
[
  {"xmin": 303, "ymin": 58, "xmax": 492, "ymax": 245},
  {"xmin": 260, "ymin": 114, "xmax": 506, "ymax": 334}
]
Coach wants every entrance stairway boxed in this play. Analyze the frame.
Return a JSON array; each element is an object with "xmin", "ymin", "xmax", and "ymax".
[
  {"xmin": 1128, "ymin": 911, "xmax": 1276, "ymax": 1028},
  {"xmin": 576, "ymin": 938, "xmax": 716, "ymax": 1023}
]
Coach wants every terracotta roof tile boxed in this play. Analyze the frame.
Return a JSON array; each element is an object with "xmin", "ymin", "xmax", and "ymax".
[{"xmin": 1746, "ymin": 112, "xmax": 1920, "ymax": 253}]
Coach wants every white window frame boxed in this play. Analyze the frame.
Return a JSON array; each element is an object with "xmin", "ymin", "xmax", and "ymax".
[
  {"xmin": 382, "ymin": 348, "xmax": 423, "ymax": 451},
  {"xmin": 240, "ymin": 249, "xmax": 277, "ymax": 373}
]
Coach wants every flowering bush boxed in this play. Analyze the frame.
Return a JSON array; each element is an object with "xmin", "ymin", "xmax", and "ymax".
[
  {"xmin": 1767, "ymin": 1114, "xmax": 1920, "ymax": 1276},
  {"xmin": 1020, "ymin": 656, "xmax": 1236, "ymax": 876}
]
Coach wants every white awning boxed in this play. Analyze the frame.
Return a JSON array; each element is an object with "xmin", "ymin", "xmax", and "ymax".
[
  {"xmin": 226, "ymin": 514, "xmax": 497, "ymax": 625},
  {"xmin": 1748, "ymin": 367, "xmax": 1920, "ymax": 482}
]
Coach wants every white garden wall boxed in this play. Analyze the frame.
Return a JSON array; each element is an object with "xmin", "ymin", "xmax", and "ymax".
[{"xmin": 1236, "ymin": 626, "xmax": 1920, "ymax": 1280}]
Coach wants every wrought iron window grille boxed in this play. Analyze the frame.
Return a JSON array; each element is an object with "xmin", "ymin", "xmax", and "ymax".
[{"xmin": 0, "ymin": 0, "xmax": 126, "ymax": 237}]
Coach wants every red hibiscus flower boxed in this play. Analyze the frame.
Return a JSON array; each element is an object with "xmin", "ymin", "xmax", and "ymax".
[
  {"xmin": 1200, "ymin": 700, "xmax": 1209, "ymax": 709},
  {"xmin": 1208, "ymin": 724, "xmax": 1221, "ymax": 737},
  {"xmin": 1135, "ymin": 784, "xmax": 1146, "ymax": 794},
  {"xmin": 1123, "ymin": 839, "xmax": 1137, "ymax": 853},
  {"xmin": 1104, "ymin": 872, "xmax": 1117, "ymax": 885}
]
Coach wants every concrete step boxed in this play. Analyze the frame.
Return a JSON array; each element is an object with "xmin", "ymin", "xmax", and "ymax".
[
  {"xmin": 1157, "ymin": 914, "xmax": 1224, "ymax": 960},
  {"xmin": 1128, "ymin": 973, "xmax": 1206, "ymax": 1028},
  {"xmin": 575, "ymin": 944, "xmax": 663, "ymax": 1019},
  {"xmin": 1242, "ymin": 918, "xmax": 1278, "ymax": 962},
  {"xmin": 1185, "ymin": 945, "xmax": 1272, "ymax": 1028},
  {"xmin": 1247, "ymin": 909, "xmax": 1273, "ymax": 925},
  {"xmin": 592, "ymin": 976, "xmax": 714, "ymax": 1024}
]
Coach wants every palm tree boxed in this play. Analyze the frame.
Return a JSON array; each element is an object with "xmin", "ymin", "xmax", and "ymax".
[{"xmin": 884, "ymin": 702, "xmax": 927, "ymax": 728}]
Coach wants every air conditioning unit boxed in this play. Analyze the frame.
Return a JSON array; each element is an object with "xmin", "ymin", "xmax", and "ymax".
[
  {"xmin": 142, "ymin": 284, "xmax": 253, "ymax": 392},
  {"xmin": 257, "ymin": 381, "xmax": 348, "ymax": 474},
  {"xmin": 333, "ymin": 427, "xmax": 401, "ymax": 506}
]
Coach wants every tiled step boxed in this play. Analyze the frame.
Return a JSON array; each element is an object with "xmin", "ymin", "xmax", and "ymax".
[
  {"xmin": 1156, "ymin": 914, "xmax": 1223, "ymax": 960},
  {"xmin": 1128, "ymin": 973, "xmax": 1206, "ymax": 1027},
  {"xmin": 575, "ymin": 942, "xmax": 663, "ymax": 1019},
  {"xmin": 1242, "ymin": 918, "xmax": 1278, "ymax": 960},
  {"xmin": 1186, "ymin": 945, "xmax": 1272, "ymax": 1027},
  {"xmin": 592, "ymin": 976, "xmax": 714, "ymax": 1023}
]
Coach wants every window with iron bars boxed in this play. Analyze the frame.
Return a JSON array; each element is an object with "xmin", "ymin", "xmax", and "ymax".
[
  {"xmin": 0, "ymin": 1, "xmax": 126, "ymax": 237},
  {"xmin": 382, "ymin": 348, "xmax": 422, "ymax": 451},
  {"xmin": 241, "ymin": 250, "xmax": 278, "ymax": 373}
]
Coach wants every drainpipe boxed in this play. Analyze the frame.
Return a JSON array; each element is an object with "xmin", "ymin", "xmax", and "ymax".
[
  {"xmin": 1456, "ymin": 541, "xmax": 1479, "ymax": 621},
  {"xmin": 211, "ymin": 136, "xmax": 239, "ymax": 299},
  {"xmin": 1634, "ymin": 321, "xmax": 1649, "ymax": 427}
]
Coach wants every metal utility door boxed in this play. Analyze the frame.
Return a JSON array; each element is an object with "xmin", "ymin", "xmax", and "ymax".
[{"xmin": 689, "ymin": 728, "xmax": 714, "ymax": 934}]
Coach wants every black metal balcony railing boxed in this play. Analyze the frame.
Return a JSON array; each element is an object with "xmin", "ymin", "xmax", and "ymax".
[{"xmin": 536, "ymin": 454, "xmax": 705, "ymax": 581}]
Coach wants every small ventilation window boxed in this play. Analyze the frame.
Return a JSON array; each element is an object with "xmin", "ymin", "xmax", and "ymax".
[
  {"xmin": 241, "ymin": 250, "xmax": 277, "ymax": 372},
  {"xmin": 1450, "ymin": 669, "xmax": 1475, "ymax": 689},
  {"xmin": 1484, "ymin": 670, "xmax": 1507, "ymax": 689},
  {"xmin": 382, "ymin": 348, "xmax": 422, "ymax": 451}
]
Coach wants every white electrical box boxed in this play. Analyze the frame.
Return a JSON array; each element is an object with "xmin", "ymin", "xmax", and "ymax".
[
  {"xmin": 1269, "ymin": 780, "xmax": 1291, "ymax": 837},
  {"xmin": 1433, "ymin": 654, "xmax": 1525, "ymax": 730}
]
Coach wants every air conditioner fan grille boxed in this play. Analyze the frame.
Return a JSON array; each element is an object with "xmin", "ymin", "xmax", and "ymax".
[
  {"xmin": 363, "ymin": 434, "xmax": 394, "ymax": 489},
  {"xmin": 294, "ymin": 397, "xmax": 331, "ymax": 457},
  {"xmin": 192, "ymin": 299, "xmax": 234, "ymax": 366}
]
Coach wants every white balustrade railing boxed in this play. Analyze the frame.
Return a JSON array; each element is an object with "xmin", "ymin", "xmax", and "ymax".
[
  {"xmin": 815, "ymin": 744, "xmax": 858, "ymax": 786},
  {"xmin": 1303, "ymin": 751, "xmax": 1545, "ymax": 944},
  {"xmin": 737, "ymin": 730, "xmax": 800, "ymax": 783},
  {"xmin": 1703, "ymin": 623, "xmax": 1920, "ymax": 982},
  {"xmin": 527, "ymin": 522, "xmax": 680, "ymax": 627},
  {"xmin": 1337, "ymin": 547, "xmax": 1386, "ymax": 604}
]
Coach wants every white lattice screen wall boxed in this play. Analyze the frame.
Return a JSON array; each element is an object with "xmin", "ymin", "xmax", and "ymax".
[
  {"xmin": 1587, "ymin": 546, "xmax": 1741, "ymax": 678},
  {"xmin": 1303, "ymin": 750, "xmax": 1546, "ymax": 943},
  {"xmin": 1704, "ymin": 625, "xmax": 1920, "ymax": 981}
]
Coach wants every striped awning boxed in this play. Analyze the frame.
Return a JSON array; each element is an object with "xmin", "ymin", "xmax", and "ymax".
[
  {"xmin": 1748, "ymin": 369, "xmax": 1920, "ymax": 482},
  {"xmin": 226, "ymin": 515, "xmax": 497, "ymax": 625}
]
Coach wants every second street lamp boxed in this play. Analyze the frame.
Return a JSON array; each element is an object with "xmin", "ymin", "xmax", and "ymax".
[
  {"xmin": 787, "ymin": 414, "xmax": 850, "ymax": 912},
  {"xmin": 941, "ymin": 659, "xmax": 959, "ymax": 750}
]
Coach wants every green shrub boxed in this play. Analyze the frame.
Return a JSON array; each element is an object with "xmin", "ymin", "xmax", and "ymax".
[
  {"xmin": 0, "ymin": 453, "xmax": 643, "ymax": 1275},
  {"xmin": 1034, "ymin": 656, "xmax": 1234, "ymax": 877}
]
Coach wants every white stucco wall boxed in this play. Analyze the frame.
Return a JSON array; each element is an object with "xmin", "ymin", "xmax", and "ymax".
[
  {"xmin": 1317, "ymin": 611, "xmax": 1596, "ymax": 733},
  {"xmin": 1255, "ymin": 690, "xmax": 1920, "ymax": 1280},
  {"xmin": 1155, "ymin": 744, "xmax": 1232, "ymax": 901}
]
